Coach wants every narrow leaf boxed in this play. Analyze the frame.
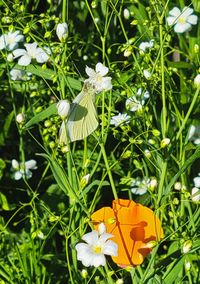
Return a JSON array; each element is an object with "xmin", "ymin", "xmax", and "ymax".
[{"xmin": 24, "ymin": 104, "xmax": 57, "ymax": 129}]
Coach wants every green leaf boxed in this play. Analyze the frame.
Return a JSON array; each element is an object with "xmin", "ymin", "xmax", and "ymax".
[
  {"xmin": 0, "ymin": 158, "xmax": 6, "ymax": 180},
  {"xmin": 0, "ymin": 111, "xmax": 14, "ymax": 146},
  {"xmin": 0, "ymin": 192, "xmax": 10, "ymax": 210},
  {"xmin": 24, "ymin": 104, "xmax": 57, "ymax": 129},
  {"xmin": 14, "ymin": 64, "xmax": 82, "ymax": 91},
  {"xmin": 162, "ymin": 146, "xmax": 200, "ymax": 203},
  {"xmin": 163, "ymin": 256, "xmax": 185, "ymax": 284}
]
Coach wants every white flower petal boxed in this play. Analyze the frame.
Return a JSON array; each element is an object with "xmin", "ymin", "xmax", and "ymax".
[
  {"xmin": 98, "ymin": 223, "xmax": 106, "ymax": 235},
  {"xmin": 174, "ymin": 22, "xmax": 191, "ymax": 33},
  {"xmin": 191, "ymin": 187, "xmax": 200, "ymax": 202},
  {"xmin": 187, "ymin": 15, "xmax": 198, "ymax": 25},
  {"xmin": 182, "ymin": 7, "xmax": 194, "ymax": 17},
  {"xmin": 96, "ymin": 62, "xmax": 108, "ymax": 76},
  {"xmin": 167, "ymin": 16, "xmax": 177, "ymax": 26},
  {"xmin": 82, "ymin": 231, "xmax": 98, "ymax": 245},
  {"xmin": 14, "ymin": 171, "xmax": 22, "ymax": 180},
  {"xmin": 193, "ymin": 176, "xmax": 200, "ymax": 188},
  {"xmin": 18, "ymin": 55, "xmax": 31, "ymax": 66},
  {"xmin": 103, "ymin": 240, "xmax": 118, "ymax": 256},
  {"xmin": 25, "ymin": 160, "xmax": 37, "ymax": 170},
  {"xmin": 85, "ymin": 66, "xmax": 96, "ymax": 77},
  {"xmin": 169, "ymin": 7, "xmax": 181, "ymax": 17},
  {"xmin": 99, "ymin": 233, "xmax": 114, "ymax": 243},
  {"xmin": 36, "ymin": 49, "xmax": 49, "ymax": 63},
  {"xmin": 92, "ymin": 254, "xmax": 106, "ymax": 267},
  {"xmin": 188, "ymin": 125, "xmax": 196, "ymax": 139},
  {"xmin": 12, "ymin": 159, "xmax": 19, "ymax": 169},
  {"xmin": 13, "ymin": 48, "xmax": 26, "ymax": 58}
]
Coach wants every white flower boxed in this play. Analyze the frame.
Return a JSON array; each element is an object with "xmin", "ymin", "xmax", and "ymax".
[
  {"xmin": 126, "ymin": 97, "xmax": 143, "ymax": 112},
  {"xmin": 10, "ymin": 68, "xmax": 31, "ymax": 81},
  {"xmin": 110, "ymin": 113, "xmax": 130, "ymax": 127},
  {"xmin": 56, "ymin": 22, "xmax": 68, "ymax": 41},
  {"xmin": 143, "ymin": 69, "xmax": 151, "ymax": 79},
  {"xmin": 139, "ymin": 40, "xmax": 154, "ymax": 52},
  {"xmin": 13, "ymin": 42, "xmax": 49, "ymax": 66},
  {"xmin": 188, "ymin": 125, "xmax": 200, "ymax": 145},
  {"xmin": 11, "ymin": 159, "xmax": 37, "ymax": 180},
  {"xmin": 167, "ymin": 6, "xmax": 198, "ymax": 33},
  {"xmin": 0, "ymin": 31, "xmax": 24, "ymax": 51},
  {"xmin": 191, "ymin": 187, "xmax": 200, "ymax": 202},
  {"xmin": 194, "ymin": 74, "xmax": 200, "ymax": 87},
  {"xmin": 84, "ymin": 62, "xmax": 112, "ymax": 93},
  {"xmin": 75, "ymin": 223, "xmax": 118, "ymax": 267},
  {"xmin": 126, "ymin": 88, "xmax": 149, "ymax": 112},
  {"xmin": 131, "ymin": 177, "xmax": 150, "ymax": 195},
  {"xmin": 57, "ymin": 100, "xmax": 70, "ymax": 118}
]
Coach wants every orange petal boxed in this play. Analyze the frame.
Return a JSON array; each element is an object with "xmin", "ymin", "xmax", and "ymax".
[{"xmin": 91, "ymin": 199, "xmax": 164, "ymax": 267}]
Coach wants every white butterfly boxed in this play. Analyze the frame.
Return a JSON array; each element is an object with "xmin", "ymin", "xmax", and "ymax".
[{"xmin": 59, "ymin": 83, "xmax": 99, "ymax": 143}]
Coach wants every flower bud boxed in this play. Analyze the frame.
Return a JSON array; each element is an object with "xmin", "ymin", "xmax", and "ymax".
[
  {"xmin": 194, "ymin": 44, "xmax": 199, "ymax": 54},
  {"xmin": 144, "ymin": 149, "xmax": 151, "ymax": 158},
  {"xmin": 124, "ymin": 47, "xmax": 132, "ymax": 57},
  {"xmin": 80, "ymin": 174, "xmax": 90, "ymax": 188},
  {"xmin": 182, "ymin": 240, "xmax": 192, "ymax": 254},
  {"xmin": 16, "ymin": 113, "xmax": 25, "ymax": 124},
  {"xmin": 143, "ymin": 69, "xmax": 151, "ymax": 79},
  {"xmin": 57, "ymin": 100, "xmax": 70, "ymax": 118},
  {"xmin": 56, "ymin": 22, "xmax": 68, "ymax": 41},
  {"xmin": 81, "ymin": 269, "xmax": 88, "ymax": 279},
  {"xmin": 123, "ymin": 8, "xmax": 130, "ymax": 20},
  {"xmin": 185, "ymin": 261, "xmax": 191, "ymax": 271},
  {"xmin": 160, "ymin": 138, "xmax": 170, "ymax": 148},
  {"xmin": 194, "ymin": 74, "xmax": 200, "ymax": 88},
  {"xmin": 116, "ymin": 279, "xmax": 124, "ymax": 284},
  {"xmin": 174, "ymin": 182, "xmax": 182, "ymax": 190},
  {"xmin": 149, "ymin": 178, "xmax": 158, "ymax": 191}
]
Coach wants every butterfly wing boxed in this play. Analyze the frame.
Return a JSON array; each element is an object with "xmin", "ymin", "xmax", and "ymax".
[{"xmin": 67, "ymin": 86, "xmax": 99, "ymax": 142}]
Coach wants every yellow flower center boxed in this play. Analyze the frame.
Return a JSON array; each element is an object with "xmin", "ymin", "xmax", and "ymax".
[
  {"xmin": 178, "ymin": 17, "xmax": 186, "ymax": 24},
  {"xmin": 93, "ymin": 245, "xmax": 102, "ymax": 254}
]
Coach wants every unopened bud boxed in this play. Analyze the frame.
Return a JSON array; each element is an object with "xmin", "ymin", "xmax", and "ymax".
[
  {"xmin": 16, "ymin": 113, "xmax": 25, "ymax": 124},
  {"xmin": 185, "ymin": 261, "xmax": 191, "ymax": 271},
  {"xmin": 56, "ymin": 22, "xmax": 68, "ymax": 41},
  {"xmin": 194, "ymin": 44, "xmax": 199, "ymax": 54},
  {"xmin": 123, "ymin": 8, "xmax": 130, "ymax": 20},
  {"xmin": 174, "ymin": 182, "xmax": 182, "ymax": 190},
  {"xmin": 146, "ymin": 240, "xmax": 157, "ymax": 248},
  {"xmin": 80, "ymin": 174, "xmax": 90, "ymax": 188},
  {"xmin": 182, "ymin": 240, "xmax": 192, "ymax": 254},
  {"xmin": 124, "ymin": 47, "xmax": 132, "ymax": 57},
  {"xmin": 81, "ymin": 269, "xmax": 88, "ymax": 279},
  {"xmin": 160, "ymin": 138, "xmax": 170, "ymax": 148},
  {"xmin": 57, "ymin": 100, "xmax": 70, "ymax": 118}
]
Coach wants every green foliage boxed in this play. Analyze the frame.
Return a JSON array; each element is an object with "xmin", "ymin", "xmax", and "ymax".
[{"xmin": 0, "ymin": 0, "xmax": 200, "ymax": 283}]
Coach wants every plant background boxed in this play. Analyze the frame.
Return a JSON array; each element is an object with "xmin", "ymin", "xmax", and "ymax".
[{"xmin": 0, "ymin": 0, "xmax": 200, "ymax": 283}]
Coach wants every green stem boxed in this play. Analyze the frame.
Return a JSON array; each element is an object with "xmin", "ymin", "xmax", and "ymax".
[
  {"xmin": 99, "ymin": 143, "xmax": 118, "ymax": 199},
  {"xmin": 159, "ymin": 17, "xmax": 167, "ymax": 137},
  {"xmin": 176, "ymin": 87, "xmax": 200, "ymax": 140},
  {"xmin": 62, "ymin": 0, "xmax": 68, "ymax": 22},
  {"xmin": 157, "ymin": 160, "xmax": 167, "ymax": 206}
]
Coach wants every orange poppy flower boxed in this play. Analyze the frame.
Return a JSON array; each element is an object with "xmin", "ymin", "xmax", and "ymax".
[{"xmin": 91, "ymin": 199, "xmax": 164, "ymax": 267}]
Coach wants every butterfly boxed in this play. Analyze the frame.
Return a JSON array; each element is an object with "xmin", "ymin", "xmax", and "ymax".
[{"xmin": 63, "ymin": 83, "xmax": 99, "ymax": 142}]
